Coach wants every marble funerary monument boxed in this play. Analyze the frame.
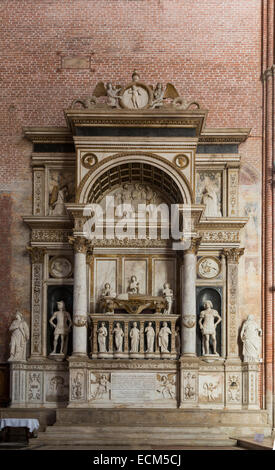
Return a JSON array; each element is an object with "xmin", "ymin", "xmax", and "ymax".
[{"xmin": 9, "ymin": 72, "xmax": 263, "ymax": 425}]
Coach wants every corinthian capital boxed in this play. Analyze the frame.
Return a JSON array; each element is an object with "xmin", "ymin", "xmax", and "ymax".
[
  {"xmin": 27, "ymin": 246, "xmax": 46, "ymax": 264},
  {"xmin": 222, "ymin": 247, "xmax": 244, "ymax": 264},
  {"xmin": 184, "ymin": 236, "xmax": 202, "ymax": 255},
  {"xmin": 68, "ymin": 236, "xmax": 92, "ymax": 254}
]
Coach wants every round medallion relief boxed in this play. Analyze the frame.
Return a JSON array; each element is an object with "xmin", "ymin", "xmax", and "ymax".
[
  {"xmin": 120, "ymin": 83, "xmax": 151, "ymax": 109},
  {"xmin": 197, "ymin": 257, "xmax": 221, "ymax": 279},
  {"xmin": 82, "ymin": 153, "xmax": 98, "ymax": 169},
  {"xmin": 49, "ymin": 256, "xmax": 72, "ymax": 279},
  {"xmin": 174, "ymin": 154, "xmax": 189, "ymax": 169}
]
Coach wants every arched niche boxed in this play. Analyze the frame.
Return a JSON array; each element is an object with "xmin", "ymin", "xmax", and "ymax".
[
  {"xmin": 47, "ymin": 285, "xmax": 73, "ymax": 356},
  {"xmin": 76, "ymin": 154, "xmax": 193, "ymax": 205},
  {"xmin": 196, "ymin": 287, "xmax": 222, "ymax": 357}
]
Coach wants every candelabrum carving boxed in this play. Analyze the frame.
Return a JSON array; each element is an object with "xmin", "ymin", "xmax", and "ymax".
[
  {"xmin": 8, "ymin": 311, "xmax": 30, "ymax": 362},
  {"xmin": 49, "ymin": 301, "xmax": 72, "ymax": 357},
  {"xmin": 198, "ymin": 300, "xmax": 222, "ymax": 356},
  {"xmin": 240, "ymin": 315, "xmax": 262, "ymax": 362},
  {"xmin": 162, "ymin": 282, "xmax": 173, "ymax": 315}
]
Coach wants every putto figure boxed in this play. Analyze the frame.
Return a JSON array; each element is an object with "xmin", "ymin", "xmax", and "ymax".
[
  {"xmin": 162, "ymin": 282, "xmax": 173, "ymax": 315},
  {"xmin": 8, "ymin": 311, "xmax": 30, "ymax": 362},
  {"xmin": 49, "ymin": 301, "xmax": 72, "ymax": 356},
  {"xmin": 240, "ymin": 314, "xmax": 262, "ymax": 362},
  {"xmin": 199, "ymin": 300, "xmax": 222, "ymax": 356}
]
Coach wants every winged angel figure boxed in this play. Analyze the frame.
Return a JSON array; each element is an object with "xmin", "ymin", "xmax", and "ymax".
[
  {"xmin": 71, "ymin": 75, "xmax": 201, "ymax": 110},
  {"xmin": 91, "ymin": 81, "xmax": 180, "ymax": 108}
]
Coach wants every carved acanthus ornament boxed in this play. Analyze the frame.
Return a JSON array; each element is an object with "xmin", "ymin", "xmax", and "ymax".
[
  {"xmin": 73, "ymin": 315, "xmax": 88, "ymax": 328},
  {"xmin": 184, "ymin": 236, "xmax": 202, "ymax": 255},
  {"xmin": 68, "ymin": 236, "xmax": 92, "ymax": 254},
  {"xmin": 182, "ymin": 315, "xmax": 196, "ymax": 329},
  {"xmin": 222, "ymin": 248, "xmax": 245, "ymax": 264},
  {"xmin": 27, "ymin": 246, "xmax": 46, "ymax": 264}
]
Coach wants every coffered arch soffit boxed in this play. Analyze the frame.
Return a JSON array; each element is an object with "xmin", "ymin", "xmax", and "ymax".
[{"xmin": 76, "ymin": 152, "xmax": 193, "ymax": 205}]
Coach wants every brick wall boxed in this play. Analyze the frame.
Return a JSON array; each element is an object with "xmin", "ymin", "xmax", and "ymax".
[{"xmin": 0, "ymin": 0, "xmax": 263, "ymax": 362}]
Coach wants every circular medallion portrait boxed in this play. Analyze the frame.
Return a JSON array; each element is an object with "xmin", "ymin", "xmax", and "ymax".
[
  {"xmin": 197, "ymin": 257, "xmax": 221, "ymax": 279},
  {"xmin": 49, "ymin": 257, "xmax": 72, "ymax": 279},
  {"xmin": 174, "ymin": 154, "xmax": 189, "ymax": 169}
]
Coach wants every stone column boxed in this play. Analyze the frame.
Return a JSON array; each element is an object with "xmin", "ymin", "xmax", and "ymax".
[
  {"xmin": 69, "ymin": 236, "xmax": 90, "ymax": 356},
  {"xmin": 181, "ymin": 237, "xmax": 201, "ymax": 356},
  {"xmin": 222, "ymin": 248, "xmax": 244, "ymax": 358}
]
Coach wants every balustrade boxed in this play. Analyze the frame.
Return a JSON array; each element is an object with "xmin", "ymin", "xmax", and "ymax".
[{"xmin": 89, "ymin": 314, "xmax": 180, "ymax": 359}]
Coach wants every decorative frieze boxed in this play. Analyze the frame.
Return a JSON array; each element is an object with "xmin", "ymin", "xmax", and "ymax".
[
  {"xmin": 31, "ymin": 263, "xmax": 44, "ymax": 356},
  {"xmin": 32, "ymin": 229, "xmax": 72, "ymax": 243},
  {"xmin": 200, "ymin": 231, "xmax": 240, "ymax": 243}
]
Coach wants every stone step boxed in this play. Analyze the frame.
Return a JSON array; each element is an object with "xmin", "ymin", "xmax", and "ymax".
[
  {"xmin": 31, "ymin": 436, "xmax": 237, "ymax": 448},
  {"xmin": 45, "ymin": 425, "xmax": 231, "ymax": 435}
]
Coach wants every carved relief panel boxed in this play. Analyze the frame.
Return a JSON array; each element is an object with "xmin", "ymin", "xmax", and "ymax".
[
  {"xmin": 47, "ymin": 169, "xmax": 75, "ymax": 216},
  {"xmin": 196, "ymin": 170, "xmax": 223, "ymax": 217}
]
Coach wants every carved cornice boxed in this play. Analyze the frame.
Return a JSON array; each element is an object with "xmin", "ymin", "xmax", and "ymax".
[
  {"xmin": 199, "ymin": 128, "xmax": 250, "ymax": 144},
  {"xmin": 27, "ymin": 246, "xmax": 47, "ymax": 264},
  {"xmin": 24, "ymin": 127, "xmax": 73, "ymax": 144},
  {"xmin": 198, "ymin": 217, "xmax": 248, "ymax": 231},
  {"xmin": 222, "ymin": 247, "xmax": 245, "ymax": 263},
  {"xmin": 23, "ymin": 216, "xmax": 73, "ymax": 231}
]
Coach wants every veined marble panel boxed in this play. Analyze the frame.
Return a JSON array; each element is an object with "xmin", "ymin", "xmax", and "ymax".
[
  {"xmin": 95, "ymin": 258, "xmax": 117, "ymax": 304},
  {"xmin": 153, "ymin": 258, "xmax": 176, "ymax": 296}
]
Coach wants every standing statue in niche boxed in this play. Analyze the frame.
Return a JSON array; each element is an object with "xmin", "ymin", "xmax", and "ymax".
[
  {"xmin": 162, "ymin": 282, "xmax": 173, "ymax": 315},
  {"xmin": 240, "ymin": 314, "xmax": 262, "ymax": 362},
  {"xmin": 128, "ymin": 275, "xmax": 139, "ymax": 294},
  {"xmin": 113, "ymin": 322, "xmax": 124, "ymax": 352},
  {"xmin": 8, "ymin": 311, "xmax": 30, "ymax": 362},
  {"xmin": 97, "ymin": 322, "xmax": 108, "ymax": 353},
  {"xmin": 158, "ymin": 322, "xmax": 172, "ymax": 353},
  {"xmin": 49, "ymin": 301, "xmax": 72, "ymax": 356},
  {"xmin": 129, "ymin": 322, "xmax": 140, "ymax": 353},
  {"xmin": 201, "ymin": 177, "xmax": 222, "ymax": 217},
  {"xmin": 199, "ymin": 300, "xmax": 222, "ymax": 356},
  {"xmin": 145, "ymin": 322, "xmax": 155, "ymax": 353}
]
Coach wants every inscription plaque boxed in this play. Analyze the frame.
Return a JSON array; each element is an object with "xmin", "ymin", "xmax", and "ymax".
[{"xmin": 111, "ymin": 372, "xmax": 156, "ymax": 402}]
